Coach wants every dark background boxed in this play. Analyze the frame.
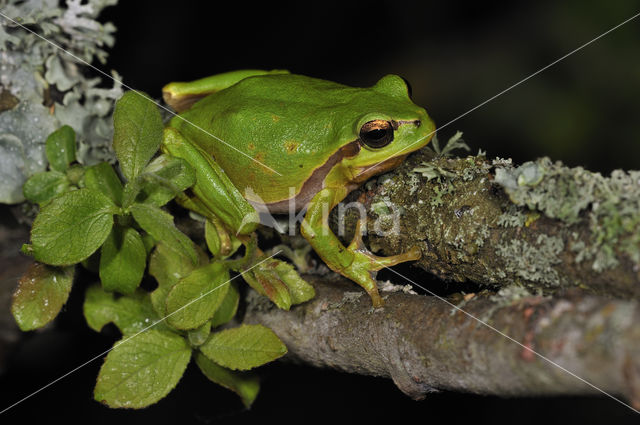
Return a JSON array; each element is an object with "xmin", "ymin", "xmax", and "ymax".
[
  {"xmin": 103, "ymin": 0, "xmax": 640, "ymax": 173},
  {"xmin": 2, "ymin": 1, "xmax": 640, "ymax": 424}
]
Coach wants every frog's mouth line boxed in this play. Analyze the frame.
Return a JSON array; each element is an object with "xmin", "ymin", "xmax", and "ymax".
[{"xmin": 351, "ymin": 154, "xmax": 407, "ymax": 185}]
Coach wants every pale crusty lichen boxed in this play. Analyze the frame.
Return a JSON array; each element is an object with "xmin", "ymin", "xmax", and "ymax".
[
  {"xmin": 495, "ymin": 234, "xmax": 565, "ymax": 287},
  {"xmin": 490, "ymin": 284, "xmax": 537, "ymax": 303},
  {"xmin": 0, "ymin": 0, "xmax": 121, "ymax": 204},
  {"xmin": 494, "ymin": 157, "xmax": 640, "ymax": 272},
  {"xmin": 497, "ymin": 204, "xmax": 527, "ymax": 227}
]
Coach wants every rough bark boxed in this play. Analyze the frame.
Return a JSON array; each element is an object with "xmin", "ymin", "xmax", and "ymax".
[
  {"xmin": 244, "ymin": 274, "xmax": 640, "ymax": 408},
  {"xmin": 330, "ymin": 150, "xmax": 640, "ymax": 299}
]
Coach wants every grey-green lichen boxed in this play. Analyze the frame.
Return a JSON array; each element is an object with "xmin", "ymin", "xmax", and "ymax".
[
  {"xmin": 491, "ymin": 283, "xmax": 538, "ymax": 303},
  {"xmin": 0, "ymin": 0, "xmax": 121, "ymax": 203},
  {"xmin": 497, "ymin": 204, "xmax": 527, "ymax": 227},
  {"xmin": 495, "ymin": 234, "xmax": 565, "ymax": 287},
  {"xmin": 423, "ymin": 130, "xmax": 470, "ymax": 158},
  {"xmin": 494, "ymin": 157, "xmax": 640, "ymax": 273}
]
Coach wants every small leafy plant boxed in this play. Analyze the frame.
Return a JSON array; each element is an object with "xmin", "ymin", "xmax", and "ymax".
[{"xmin": 12, "ymin": 91, "xmax": 314, "ymax": 408}]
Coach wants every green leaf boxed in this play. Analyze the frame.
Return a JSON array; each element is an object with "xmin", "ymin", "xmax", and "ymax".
[
  {"xmin": 84, "ymin": 162, "xmax": 124, "ymax": 206},
  {"xmin": 45, "ymin": 125, "xmax": 76, "ymax": 172},
  {"xmin": 148, "ymin": 242, "xmax": 197, "ymax": 317},
  {"xmin": 135, "ymin": 155, "xmax": 196, "ymax": 206},
  {"xmin": 165, "ymin": 261, "xmax": 230, "ymax": 330},
  {"xmin": 195, "ymin": 352, "xmax": 259, "ymax": 408},
  {"xmin": 273, "ymin": 260, "xmax": 315, "ymax": 305},
  {"xmin": 121, "ymin": 179, "xmax": 142, "ymax": 209},
  {"xmin": 129, "ymin": 203, "xmax": 198, "ymax": 264},
  {"xmin": 94, "ymin": 330, "xmax": 191, "ymax": 409},
  {"xmin": 204, "ymin": 219, "xmax": 221, "ymax": 255},
  {"xmin": 83, "ymin": 285, "xmax": 169, "ymax": 335},
  {"xmin": 81, "ymin": 251, "xmax": 101, "ymax": 273},
  {"xmin": 65, "ymin": 164, "xmax": 85, "ymax": 186},
  {"xmin": 22, "ymin": 171, "xmax": 69, "ymax": 205},
  {"xmin": 31, "ymin": 188, "xmax": 117, "ymax": 266},
  {"xmin": 200, "ymin": 324, "xmax": 287, "ymax": 370},
  {"xmin": 188, "ymin": 321, "xmax": 211, "ymax": 347},
  {"xmin": 211, "ymin": 282, "xmax": 239, "ymax": 328},
  {"xmin": 112, "ymin": 91, "xmax": 163, "ymax": 181},
  {"xmin": 11, "ymin": 262, "xmax": 74, "ymax": 331},
  {"xmin": 141, "ymin": 233, "xmax": 156, "ymax": 254},
  {"xmin": 99, "ymin": 226, "xmax": 147, "ymax": 294},
  {"xmin": 243, "ymin": 264, "xmax": 292, "ymax": 310}
]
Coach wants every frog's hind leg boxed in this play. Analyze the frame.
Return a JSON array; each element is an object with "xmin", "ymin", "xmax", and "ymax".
[
  {"xmin": 301, "ymin": 187, "xmax": 422, "ymax": 308},
  {"xmin": 163, "ymin": 69, "xmax": 289, "ymax": 112}
]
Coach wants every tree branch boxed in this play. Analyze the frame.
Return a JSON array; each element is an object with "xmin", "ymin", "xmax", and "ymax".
[
  {"xmin": 331, "ymin": 150, "xmax": 640, "ymax": 299},
  {"xmin": 243, "ymin": 274, "xmax": 640, "ymax": 407}
]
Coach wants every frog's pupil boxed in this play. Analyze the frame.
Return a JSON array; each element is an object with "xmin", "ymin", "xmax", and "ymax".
[{"xmin": 367, "ymin": 129, "xmax": 386, "ymax": 140}]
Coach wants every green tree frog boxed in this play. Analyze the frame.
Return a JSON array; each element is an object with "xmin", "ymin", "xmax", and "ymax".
[{"xmin": 161, "ymin": 69, "xmax": 435, "ymax": 307}]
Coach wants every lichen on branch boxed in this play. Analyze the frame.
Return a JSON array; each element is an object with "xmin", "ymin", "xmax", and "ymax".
[{"xmin": 334, "ymin": 148, "xmax": 640, "ymax": 299}]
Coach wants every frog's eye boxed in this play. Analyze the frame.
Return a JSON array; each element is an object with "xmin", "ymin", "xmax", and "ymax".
[{"xmin": 359, "ymin": 120, "xmax": 394, "ymax": 149}]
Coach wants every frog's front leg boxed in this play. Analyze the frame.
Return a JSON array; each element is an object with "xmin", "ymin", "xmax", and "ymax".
[
  {"xmin": 161, "ymin": 127, "xmax": 260, "ymax": 235},
  {"xmin": 301, "ymin": 188, "xmax": 421, "ymax": 307}
]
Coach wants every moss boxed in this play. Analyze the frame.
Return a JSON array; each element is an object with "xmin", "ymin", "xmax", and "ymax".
[
  {"xmin": 524, "ymin": 211, "xmax": 541, "ymax": 227},
  {"xmin": 370, "ymin": 201, "xmax": 391, "ymax": 216}
]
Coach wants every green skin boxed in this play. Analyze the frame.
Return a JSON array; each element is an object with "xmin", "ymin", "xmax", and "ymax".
[{"xmin": 161, "ymin": 70, "xmax": 435, "ymax": 307}]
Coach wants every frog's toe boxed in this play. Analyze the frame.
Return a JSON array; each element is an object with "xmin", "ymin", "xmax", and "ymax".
[
  {"xmin": 347, "ymin": 218, "xmax": 368, "ymax": 251},
  {"xmin": 341, "ymin": 218, "xmax": 422, "ymax": 307},
  {"xmin": 347, "ymin": 218, "xmax": 422, "ymax": 271},
  {"xmin": 369, "ymin": 245, "xmax": 422, "ymax": 271},
  {"xmin": 356, "ymin": 274, "xmax": 384, "ymax": 308},
  {"xmin": 343, "ymin": 246, "xmax": 422, "ymax": 308}
]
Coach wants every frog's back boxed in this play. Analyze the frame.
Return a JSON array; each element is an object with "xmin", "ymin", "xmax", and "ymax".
[{"xmin": 170, "ymin": 74, "xmax": 362, "ymax": 206}]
